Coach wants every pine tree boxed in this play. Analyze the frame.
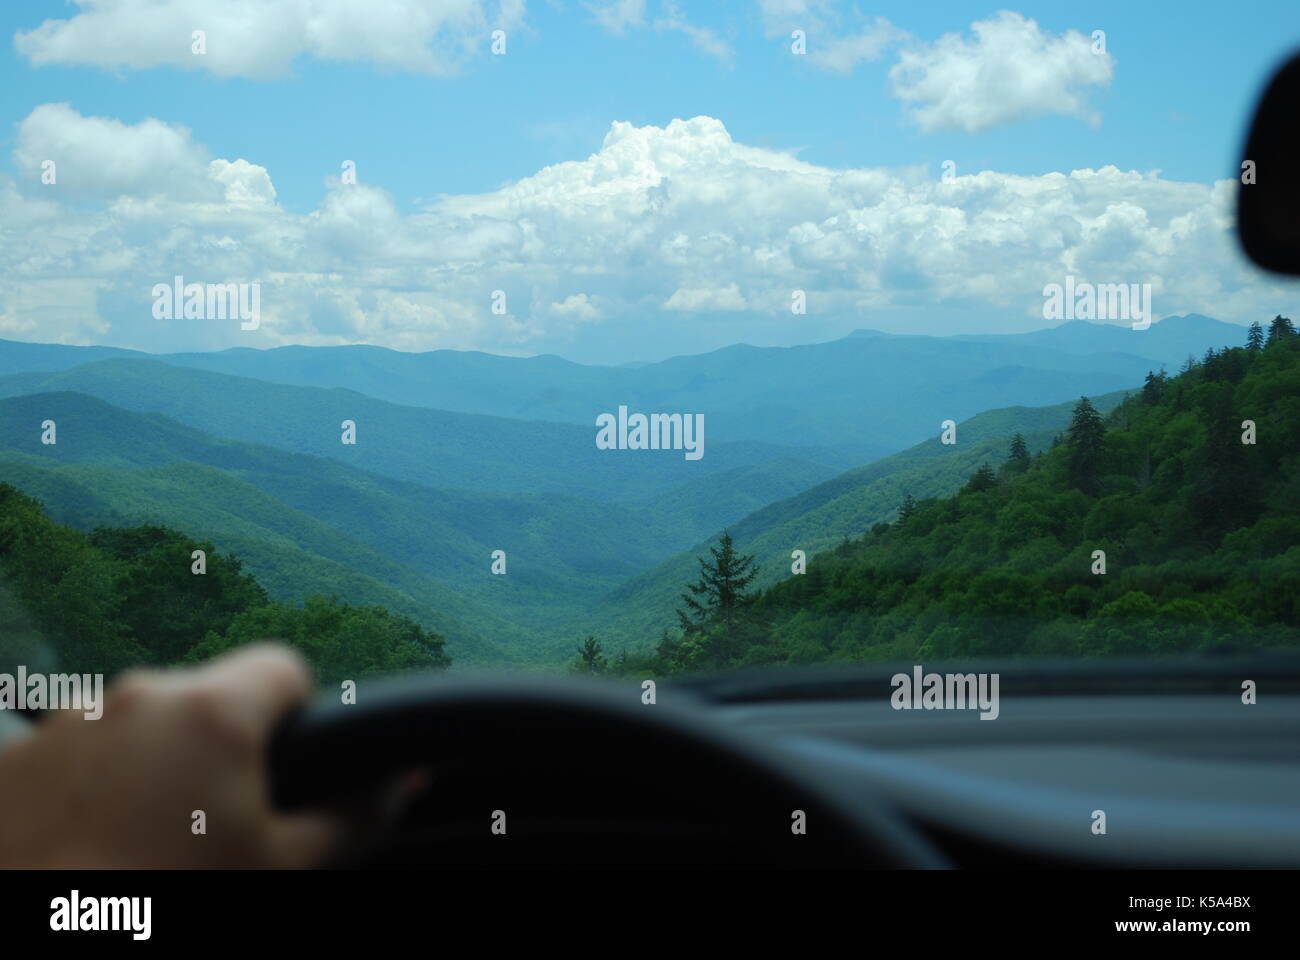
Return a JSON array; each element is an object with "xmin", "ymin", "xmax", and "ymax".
[
  {"xmin": 1247, "ymin": 321, "xmax": 1265, "ymax": 351},
  {"xmin": 1008, "ymin": 433, "xmax": 1030, "ymax": 468},
  {"xmin": 1190, "ymin": 386, "xmax": 1262, "ymax": 535},
  {"xmin": 654, "ymin": 628, "xmax": 678, "ymax": 663},
  {"xmin": 1268, "ymin": 314, "xmax": 1295, "ymax": 343},
  {"xmin": 1141, "ymin": 370, "xmax": 1167, "ymax": 405},
  {"xmin": 1065, "ymin": 396, "xmax": 1106, "ymax": 495},
  {"xmin": 572, "ymin": 635, "xmax": 607, "ymax": 674},
  {"xmin": 897, "ymin": 491, "xmax": 918, "ymax": 524},
  {"xmin": 966, "ymin": 463, "xmax": 997, "ymax": 492},
  {"xmin": 677, "ymin": 531, "xmax": 758, "ymax": 633},
  {"xmin": 1202, "ymin": 347, "xmax": 1225, "ymax": 382}
]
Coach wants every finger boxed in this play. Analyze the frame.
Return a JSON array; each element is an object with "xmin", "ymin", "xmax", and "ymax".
[{"xmin": 187, "ymin": 643, "xmax": 315, "ymax": 736}]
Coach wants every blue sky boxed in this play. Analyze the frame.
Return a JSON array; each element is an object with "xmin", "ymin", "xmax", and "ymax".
[{"xmin": 2, "ymin": 1, "xmax": 1299, "ymax": 363}]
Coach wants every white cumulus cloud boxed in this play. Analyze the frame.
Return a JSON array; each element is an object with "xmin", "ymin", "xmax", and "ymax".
[
  {"xmin": 889, "ymin": 11, "xmax": 1114, "ymax": 133},
  {"xmin": 550, "ymin": 293, "xmax": 602, "ymax": 323},
  {"xmin": 665, "ymin": 283, "xmax": 747, "ymax": 312},
  {"xmin": 14, "ymin": 0, "xmax": 525, "ymax": 78},
  {"xmin": 12, "ymin": 103, "xmax": 277, "ymax": 208}
]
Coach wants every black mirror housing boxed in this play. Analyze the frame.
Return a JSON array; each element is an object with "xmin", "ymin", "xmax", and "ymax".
[{"xmin": 1239, "ymin": 50, "xmax": 1300, "ymax": 275}]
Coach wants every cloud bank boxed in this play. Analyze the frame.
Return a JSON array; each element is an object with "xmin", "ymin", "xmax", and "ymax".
[{"xmin": 2, "ymin": 105, "xmax": 1275, "ymax": 361}]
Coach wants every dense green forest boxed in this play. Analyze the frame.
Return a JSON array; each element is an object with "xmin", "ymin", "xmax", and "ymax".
[
  {"xmin": 606, "ymin": 317, "xmax": 1300, "ymax": 674},
  {"xmin": 0, "ymin": 485, "xmax": 449, "ymax": 683}
]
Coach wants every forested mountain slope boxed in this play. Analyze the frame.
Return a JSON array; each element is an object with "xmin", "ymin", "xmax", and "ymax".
[
  {"xmin": 587, "ymin": 389, "xmax": 1132, "ymax": 652},
  {"xmin": 628, "ymin": 321, "xmax": 1300, "ymax": 673}
]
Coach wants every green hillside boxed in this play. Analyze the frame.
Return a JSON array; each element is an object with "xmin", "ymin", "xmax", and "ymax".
[
  {"xmin": 0, "ymin": 456, "xmax": 508, "ymax": 665},
  {"xmin": 630, "ymin": 456, "xmax": 846, "ymax": 533},
  {"xmin": 586, "ymin": 389, "xmax": 1133, "ymax": 651},
  {"xmin": 0, "ymin": 484, "xmax": 450, "ymax": 684},
  {"xmin": 627, "ymin": 321, "xmax": 1300, "ymax": 673}
]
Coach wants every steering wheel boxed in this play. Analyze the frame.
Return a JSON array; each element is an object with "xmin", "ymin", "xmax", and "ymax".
[{"xmin": 268, "ymin": 674, "xmax": 946, "ymax": 868}]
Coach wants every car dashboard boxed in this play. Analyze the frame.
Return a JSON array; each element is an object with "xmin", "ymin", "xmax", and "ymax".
[{"xmin": 709, "ymin": 692, "xmax": 1300, "ymax": 868}]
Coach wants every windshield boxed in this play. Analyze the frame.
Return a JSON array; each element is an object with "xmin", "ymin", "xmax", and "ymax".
[{"xmin": 1, "ymin": 2, "xmax": 1298, "ymax": 691}]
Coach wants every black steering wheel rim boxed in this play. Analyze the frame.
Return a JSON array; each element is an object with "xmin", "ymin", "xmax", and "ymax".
[{"xmin": 269, "ymin": 674, "xmax": 946, "ymax": 869}]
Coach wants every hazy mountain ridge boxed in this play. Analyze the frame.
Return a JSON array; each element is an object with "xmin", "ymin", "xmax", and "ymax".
[
  {"xmin": 0, "ymin": 314, "xmax": 1242, "ymax": 462},
  {"xmin": 0, "ymin": 360, "xmax": 852, "ymax": 503}
]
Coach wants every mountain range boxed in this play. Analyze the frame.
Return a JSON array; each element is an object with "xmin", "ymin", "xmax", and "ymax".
[
  {"xmin": 0, "ymin": 313, "xmax": 1237, "ymax": 459},
  {"xmin": 0, "ymin": 314, "xmax": 1251, "ymax": 665}
]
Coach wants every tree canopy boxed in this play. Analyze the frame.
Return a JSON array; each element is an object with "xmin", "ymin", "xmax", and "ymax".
[{"xmin": 0, "ymin": 486, "xmax": 450, "ymax": 681}]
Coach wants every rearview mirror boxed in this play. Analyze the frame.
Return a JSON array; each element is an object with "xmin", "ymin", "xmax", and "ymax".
[{"xmin": 1238, "ymin": 50, "xmax": 1300, "ymax": 275}]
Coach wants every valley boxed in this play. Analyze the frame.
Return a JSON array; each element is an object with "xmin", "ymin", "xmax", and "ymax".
[{"xmin": 0, "ymin": 315, "xmax": 1255, "ymax": 669}]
